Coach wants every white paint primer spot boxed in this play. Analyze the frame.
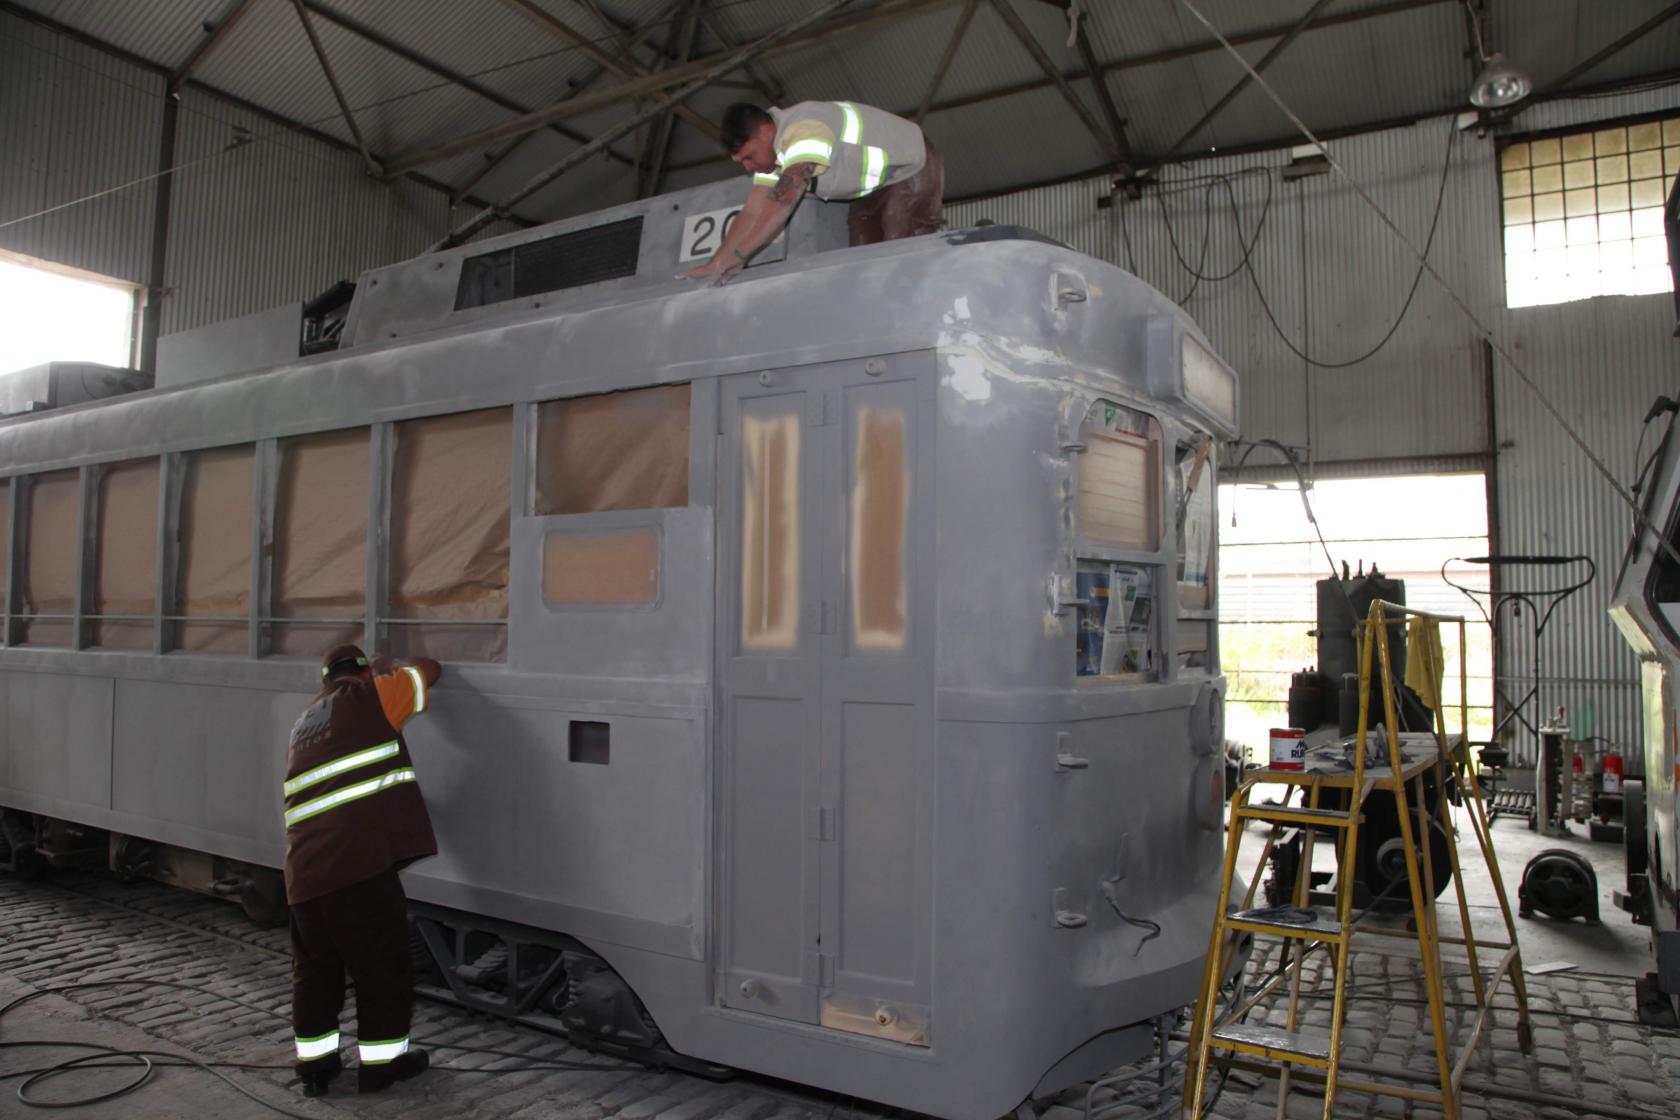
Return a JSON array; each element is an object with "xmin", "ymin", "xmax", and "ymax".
[{"xmin": 946, "ymin": 351, "xmax": 992, "ymax": 402}]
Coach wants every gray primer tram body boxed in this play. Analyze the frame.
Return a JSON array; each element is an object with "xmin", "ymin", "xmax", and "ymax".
[{"xmin": 0, "ymin": 178, "xmax": 1236, "ymax": 1120}]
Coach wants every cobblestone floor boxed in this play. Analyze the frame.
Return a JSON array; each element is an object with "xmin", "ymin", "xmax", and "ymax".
[
  {"xmin": 0, "ymin": 873, "xmax": 886, "ymax": 1120},
  {"xmin": 2, "ymin": 870, "xmax": 1677, "ymax": 1119}
]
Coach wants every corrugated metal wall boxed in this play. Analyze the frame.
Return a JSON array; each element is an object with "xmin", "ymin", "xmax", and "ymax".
[
  {"xmin": 0, "ymin": 15, "xmax": 160, "ymax": 284},
  {"xmin": 161, "ymin": 88, "xmax": 458, "ymax": 335},
  {"xmin": 0, "ymin": 11, "xmax": 516, "ymax": 340},
  {"xmin": 950, "ymin": 89, "xmax": 1678, "ymax": 762}
]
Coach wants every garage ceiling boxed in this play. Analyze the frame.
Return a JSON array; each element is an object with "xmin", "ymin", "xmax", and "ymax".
[{"xmin": 7, "ymin": 0, "xmax": 1679, "ymax": 228}]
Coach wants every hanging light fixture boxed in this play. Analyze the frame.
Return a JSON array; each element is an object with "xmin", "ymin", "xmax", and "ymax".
[
  {"xmin": 1470, "ymin": 53, "xmax": 1533, "ymax": 108},
  {"xmin": 1464, "ymin": 2, "xmax": 1532, "ymax": 108}
]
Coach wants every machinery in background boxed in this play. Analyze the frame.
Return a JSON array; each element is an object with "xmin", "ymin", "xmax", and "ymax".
[
  {"xmin": 1609, "ymin": 394, "xmax": 1680, "ymax": 1026},
  {"xmin": 1518, "ymin": 849, "xmax": 1600, "ymax": 924},
  {"xmin": 1442, "ymin": 553, "xmax": 1596, "ymax": 829},
  {"xmin": 1262, "ymin": 566, "xmax": 1455, "ymax": 911}
]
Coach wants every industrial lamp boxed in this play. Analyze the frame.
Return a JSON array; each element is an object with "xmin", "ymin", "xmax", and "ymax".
[
  {"xmin": 1464, "ymin": 2, "xmax": 1531, "ymax": 109},
  {"xmin": 1470, "ymin": 53, "xmax": 1533, "ymax": 109}
]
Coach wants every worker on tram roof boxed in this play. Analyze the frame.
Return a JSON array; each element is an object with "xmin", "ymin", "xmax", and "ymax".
[
  {"xmin": 282, "ymin": 643, "xmax": 443, "ymax": 1098},
  {"xmin": 679, "ymin": 100, "xmax": 944, "ymax": 285}
]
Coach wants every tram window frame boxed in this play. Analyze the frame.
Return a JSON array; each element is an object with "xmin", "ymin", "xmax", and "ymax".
[
  {"xmin": 170, "ymin": 444, "xmax": 256, "ymax": 656},
  {"xmin": 534, "ymin": 384, "xmax": 691, "ymax": 516},
  {"xmin": 1071, "ymin": 400, "xmax": 1164, "ymax": 682},
  {"xmin": 0, "ymin": 477, "xmax": 9, "ymax": 646},
  {"xmin": 270, "ymin": 427, "xmax": 371, "ymax": 657},
  {"xmin": 15, "ymin": 469, "xmax": 80, "ymax": 648},
  {"xmin": 384, "ymin": 407, "xmax": 513, "ymax": 663},
  {"xmin": 90, "ymin": 457, "xmax": 160, "ymax": 651},
  {"xmin": 1176, "ymin": 437, "xmax": 1217, "ymax": 673}
]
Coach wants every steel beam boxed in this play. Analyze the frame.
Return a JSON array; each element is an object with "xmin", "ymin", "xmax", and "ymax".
[
  {"xmin": 986, "ymin": 0, "xmax": 1119, "ymax": 165},
  {"xmin": 168, "ymin": 0, "xmax": 258, "ymax": 92},
  {"xmin": 917, "ymin": 0, "xmax": 980, "ymax": 123},
  {"xmin": 289, "ymin": 0, "xmax": 380, "ymax": 176},
  {"xmin": 927, "ymin": 0, "xmax": 1449, "ymax": 120},
  {"xmin": 439, "ymin": 0, "xmax": 857, "ymax": 249},
  {"xmin": 299, "ymin": 0, "xmax": 637, "ymax": 169},
  {"xmin": 497, "ymin": 0, "xmax": 719, "ymax": 141},
  {"xmin": 0, "ymin": 0, "xmax": 537, "ymax": 227},
  {"xmin": 668, "ymin": 0, "xmax": 1447, "ymax": 179},
  {"xmin": 1151, "ymin": 0, "xmax": 1338, "ymax": 168},
  {"xmin": 641, "ymin": 1, "xmax": 707, "ymax": 199},
  {"xmin": 1540, "ymin": 0, "xmax": 1680, "ymax": 94},
  {"xmin": 138, "ymin": 96, "xmax": 178, "ymax": 375},
  {"xmin": 451, "ymin": 135, "xmax": 539, "ymax": 208},
  {"xmin": 698, "ymin": 9, "xmax": 787, "ymax": 105},
  {"xmin": 1073, "ymin": 19, "xmax": 1136, "ymax": 169},
  {"xmin": 384, "ymin": 0, "xmax": 950, "ymax": 177}
]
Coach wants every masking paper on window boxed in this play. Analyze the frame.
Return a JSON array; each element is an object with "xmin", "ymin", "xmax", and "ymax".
[
  {"xmin": 740, "ymin": 410, "xmax": 800, "ymax": 652},
  {"xmin": 21, "ymin": 469, "xmax": 78, "ymax": 646},
  {"xmin": 1078, "ymin": 431, "xmax": 1157, "ymax": 551},
  {"xmin": 536, "ymin": 384, "xmax": 690, "ymax": 514},
  {"xmin": 389, "ymin": 408, "xmax": 511, "ymax": 662},
  {"xmin": 543, "ymin": 529, "xmax": 659, "ymax": 607},
  {"xmin": 850, "ymin": 407, "xmax": 908, "ymax": 651},
  {"xmin": 178, "ymin": 445, "xmax": 253, "ymax": 653},
  {"xmin": 273, "ymin": 428, "xmax": 368, "ymax": 656},
  {"xmin": 0, "ymin": 480, "xmax": 9, "ymax": 621},
  {"xmin": 94, "ymin": 459, "xmax": 159, "ymax": 650}
]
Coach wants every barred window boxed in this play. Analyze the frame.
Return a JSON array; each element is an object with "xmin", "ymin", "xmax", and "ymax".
[{"xmin": 1500, "ymin": 117, "xmax": 1678, "ymax": 308}]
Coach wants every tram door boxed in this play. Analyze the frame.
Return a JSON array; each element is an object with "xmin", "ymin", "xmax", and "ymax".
[{"xmin": 717, "ymin": 359, "xmax": 933, "ymax": 1043}]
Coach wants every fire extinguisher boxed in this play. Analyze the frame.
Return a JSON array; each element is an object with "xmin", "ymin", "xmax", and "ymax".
[{"xmin": 1602, "ymin": 752, "xmax": 1624, "ymax": 795}]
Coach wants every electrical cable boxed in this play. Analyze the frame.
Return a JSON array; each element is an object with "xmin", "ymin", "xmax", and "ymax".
[
  {"xmin": 0, "ymin": 979, "xmax": 637, "ymax": 1114},
  {"xmin": 1237, "ymin": 117, "xmax": 1456, "ymax": 368},
  {"xmin": 1174, "ymin": 0, "xmax": 1680, "ymax": 577}
]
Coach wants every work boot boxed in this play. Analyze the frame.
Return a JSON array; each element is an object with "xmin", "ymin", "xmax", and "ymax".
[
  {"xmin": 297, "ymin": 1051, "xmax": 343, "ymax": 1097},
  {"xmin": 357, "ymin": 1048, "xmax": 429, "ymax": 1094}
]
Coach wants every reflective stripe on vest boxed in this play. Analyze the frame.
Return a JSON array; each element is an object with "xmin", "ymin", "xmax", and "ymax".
[
  {"xmin": 836, "ymin": 101, "xmax": 861, "ymax": 143},
  {"xmin": 832, "ymin": 102, "xmax": 886, "ymax": 197},
  {"xmin": 285, "ymin": 767, "xmax": 418, "ymax": 828},
  {"xmin": 283, "ymin": 741, "xmax": 400, "ymax": 798},
  {"xmin": 404, "ymin": 665, "xmax": 428, "ymax": 714},
  {"xmin": 778, "ymin": 137, "xmax": 834, "ymax": 166},
  {"xmin": 296, "ymin": 1030, "xmax": 340, "ymax": 1060},
  {"xmin": 752, "ymin": 172, "xmax": 779, "ymax": 186},
  {"xmin": 359, "ymin": 1036, "xmax": 410, "ymax": 1064},
  {"xmin": 861, "ymin": 145, "xmax": 887, "ymax": 195}
]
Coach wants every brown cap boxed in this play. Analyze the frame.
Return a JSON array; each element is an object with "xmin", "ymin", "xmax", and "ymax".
[{"xmin": 321, "ymin": 643, "xmax": 369, "ymax": 679}]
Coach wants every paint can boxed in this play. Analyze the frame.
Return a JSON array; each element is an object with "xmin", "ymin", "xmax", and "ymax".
[{"xmin": 1269, "ymin": 727, "xmax": 1306, "ymax": 771}]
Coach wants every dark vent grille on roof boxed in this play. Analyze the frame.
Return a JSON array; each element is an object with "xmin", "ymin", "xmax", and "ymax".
[{"xmin": 455, "ymin": 217, "xmax": 643, "ymax": 311}]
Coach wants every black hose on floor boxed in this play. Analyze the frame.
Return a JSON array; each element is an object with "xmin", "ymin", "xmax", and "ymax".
[{"xmin": 0, "ymin": 979, "xmax": 636, "ymax": 1114}]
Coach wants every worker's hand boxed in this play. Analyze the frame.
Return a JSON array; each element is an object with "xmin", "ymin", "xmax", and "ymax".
[{"xmin": 677, "ymin": 256, "xmax": 743, "ymax": 286}]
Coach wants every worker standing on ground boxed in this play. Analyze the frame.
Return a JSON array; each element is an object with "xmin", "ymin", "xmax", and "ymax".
[
  {"xmin": 282, "ymin": 643, "xmax": 443, "ymax": 1098},
  {"xmin": 679, "ymin": 100, "xmax": 944, "ymax": 285}
]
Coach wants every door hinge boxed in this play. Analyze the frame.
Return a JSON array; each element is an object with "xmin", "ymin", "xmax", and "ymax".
[{"xmin": 808, "ymin": 806, "xmax": 836, "ymax": 841}]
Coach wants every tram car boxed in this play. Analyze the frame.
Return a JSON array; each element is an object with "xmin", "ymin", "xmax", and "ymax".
[
  {"xmin": 1612, "ymin": 398, "xmax": 1680, "ymax": 1024},
  {"xmin": 0, "ymin": 176, "xmax": 1238, "ymax": 1119}
]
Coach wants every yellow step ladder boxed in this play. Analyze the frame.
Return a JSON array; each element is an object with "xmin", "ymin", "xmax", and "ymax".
[{"xmin": 1184, "ymin": 600, "xmax": 1532, "ymax": 1119}]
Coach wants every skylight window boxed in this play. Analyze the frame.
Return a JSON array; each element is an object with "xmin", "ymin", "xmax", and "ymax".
[{"xmin": 1500, "ymin": 117, "xmax": 1678, "ymax": 309}]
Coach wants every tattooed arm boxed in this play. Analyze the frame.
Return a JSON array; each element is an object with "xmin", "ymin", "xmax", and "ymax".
[{"xmin": 679, "ymin": 163, "xmax": 815, "ymax": 284}]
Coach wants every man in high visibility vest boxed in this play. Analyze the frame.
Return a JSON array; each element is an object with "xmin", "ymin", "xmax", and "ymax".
[
  {"xmin": 283, "ymin": 643, "xmax": 443, "ymax": 1097},
  {"xmin": 679, "ymin": 100, "xmax": 944, "ymax": 285}
]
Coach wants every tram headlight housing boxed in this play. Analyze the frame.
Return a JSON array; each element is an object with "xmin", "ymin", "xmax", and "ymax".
[
  {"xmin": 1180, "ymin": 335, "xmax": 1237, "ymax": 435},
  {"xmin": 1145, "ymin": 320, "xmax": 1238, "ymax": 438}
]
